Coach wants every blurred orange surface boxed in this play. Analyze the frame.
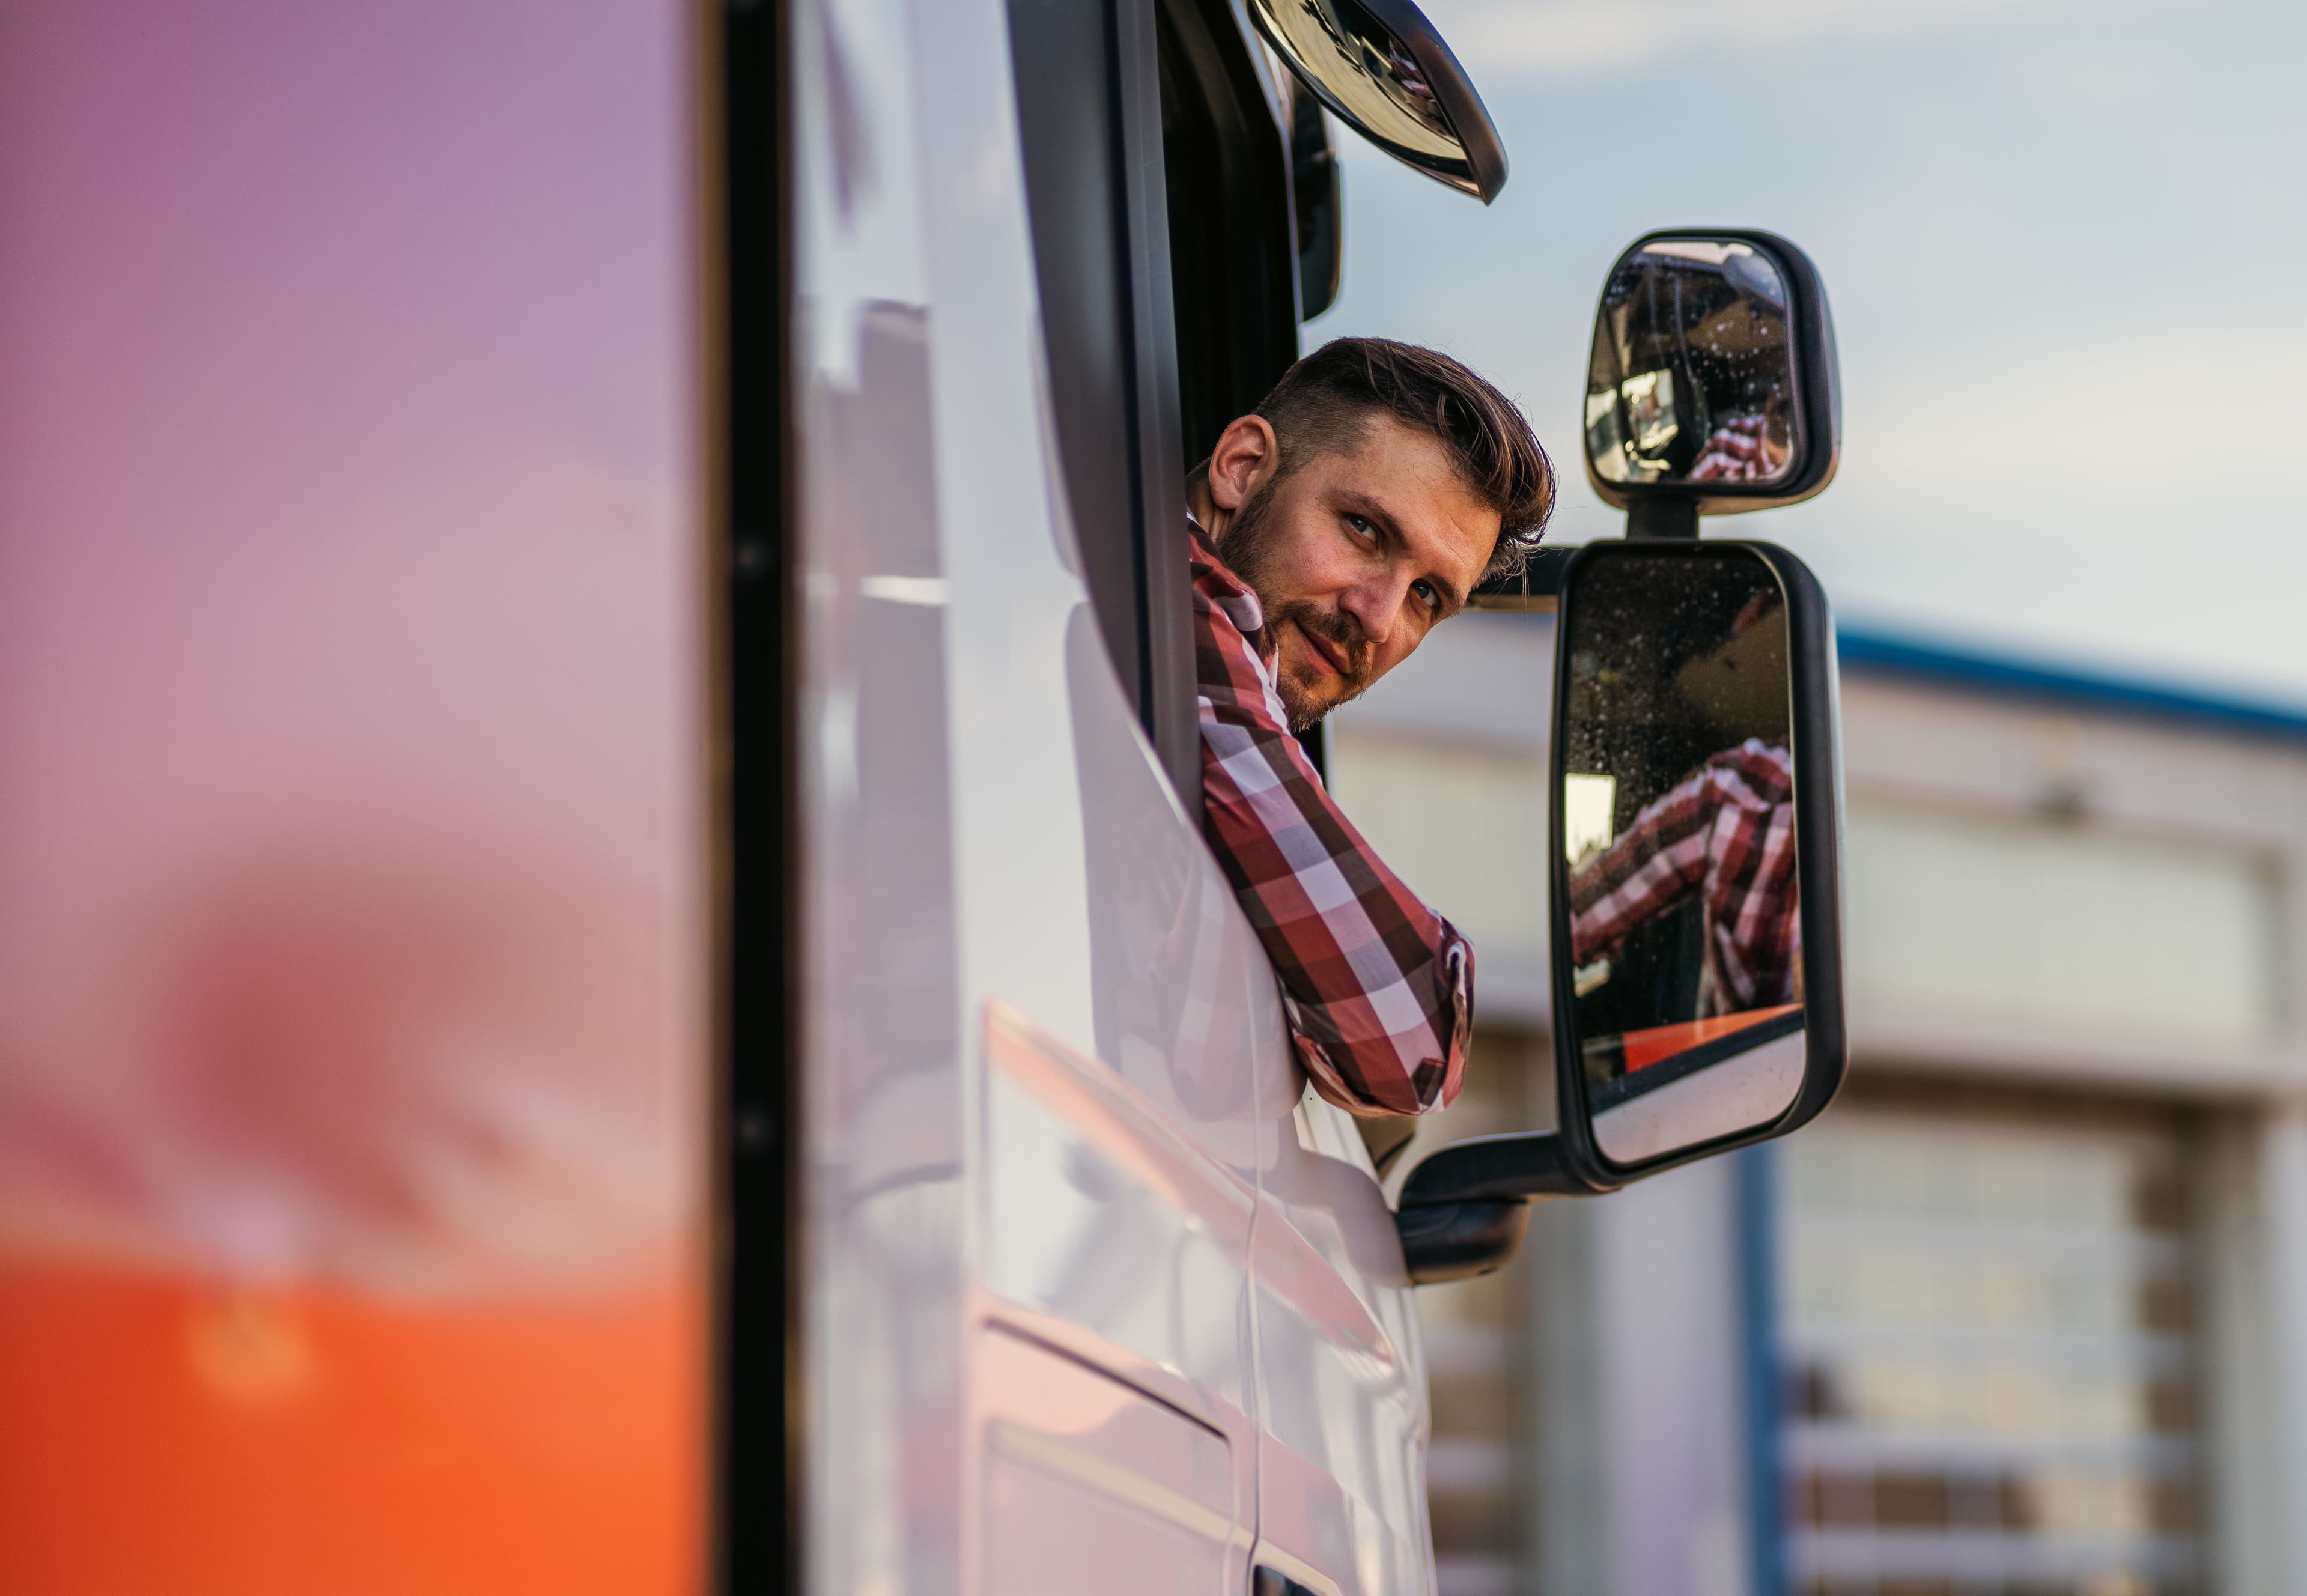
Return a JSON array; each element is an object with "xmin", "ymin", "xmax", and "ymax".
[{"xmin": 0, "ymin": 1259, "xmax": 704, "ymax": 1596}]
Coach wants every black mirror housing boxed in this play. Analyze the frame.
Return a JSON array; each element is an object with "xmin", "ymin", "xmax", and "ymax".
[
  {"xmin": 1584, "ymin": 229, "xmax": 1841, "ymax": 521},
  {"xmin": 1248, "ymin": 0, "xmax": 1509, "ymax": 204},
  {"xmin": 1546, "ymin": 538, "xmax": 1846, "ymax": 1189},
  {"xmin": 1397, "ymin": 540, "xmax": 1847, "ymax": 1235}
]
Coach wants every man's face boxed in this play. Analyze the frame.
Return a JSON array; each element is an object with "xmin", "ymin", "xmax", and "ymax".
[{"xmin": 1217, "ymin": 414, "xmax": 1499, "ymax": 730}]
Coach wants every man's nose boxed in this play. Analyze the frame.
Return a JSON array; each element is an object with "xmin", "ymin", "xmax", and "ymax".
[{"xmin": 1340, "ymin": 571, "xmax": 1409, "ymax": 651}]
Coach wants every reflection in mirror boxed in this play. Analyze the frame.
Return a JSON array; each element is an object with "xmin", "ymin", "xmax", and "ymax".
[
  {"xmin": 1561, "ymin": 547, "xmax": 1804, "ymax": 1165},
  {"xmin": 1587, "ymin": 239, "xmax": 1798, "ymax": 490},
  {"xmin": 1247, "ymin": 0, "xmax": 1501, "ymax": 200}
]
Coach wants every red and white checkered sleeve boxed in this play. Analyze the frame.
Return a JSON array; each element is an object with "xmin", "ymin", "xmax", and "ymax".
[
  {"xmin": 1706, "ymin": 742, "xmax": 1801, "ymax": 1006},
  {"xmin": 1191, "ymin": 545, "xmax": 1472, "ymax": 1118},
  {"xmin": 1567, "ymin": 773, "xmax": 1717, "ymax": 962},
  {"xmin": 1569, "ymin": 739, "xmax": 1796, "ymax": 972}
]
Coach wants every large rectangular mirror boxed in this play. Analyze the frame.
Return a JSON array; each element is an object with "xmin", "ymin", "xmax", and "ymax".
[{"xmin": 1551, "ymin": 539, "xmax": 1844, "ymax": 1178}]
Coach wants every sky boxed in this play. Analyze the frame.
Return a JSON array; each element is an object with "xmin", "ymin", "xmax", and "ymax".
[{"xmin": 1307, "ymin": 0, "xmax": 2307, "ymax": 706}]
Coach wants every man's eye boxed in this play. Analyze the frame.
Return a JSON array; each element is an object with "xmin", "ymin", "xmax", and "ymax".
[
  {"xmin": 1413, "ymin": 580, "xmax": 1441, "ymax": 613},
  {"xmin": 1344, "ymin": 514, "xmax": 1377, "ymax": 542}
]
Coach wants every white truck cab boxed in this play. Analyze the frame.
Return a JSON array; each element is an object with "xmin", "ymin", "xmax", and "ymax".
[{"xmin": 752, "ymin": 3, "xmax": 1848, "ymax": 1594}]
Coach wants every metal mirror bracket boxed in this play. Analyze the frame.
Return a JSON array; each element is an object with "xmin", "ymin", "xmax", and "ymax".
[
  {"xmin": 1393, "ymin": 1132, "xmax": 1601, "ymax": 1284},
  {"xmin": 1627, "ymin": 499, "xmax": 1699, "ymax": 541},
  {"xmin": 1398, "ymin": 1131, "xmax": 1594, "ymax": 1206},
  {"xmin": 1396, "ymin": 1198, "xmax": 1531, "ymax": 1285}
]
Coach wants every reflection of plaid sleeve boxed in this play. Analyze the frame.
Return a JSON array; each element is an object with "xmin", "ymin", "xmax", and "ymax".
[
  {"xmin": 1687, "ymin": 416, "xmax": 1775, "ymax": 482},
  {"xmin": 1568, "ymin": 739, "xmax": 1799, "ymax": 1009},
  {"xmin": 1190, "ymin": 526, "xmax": 1471, "ymax": 1118}
]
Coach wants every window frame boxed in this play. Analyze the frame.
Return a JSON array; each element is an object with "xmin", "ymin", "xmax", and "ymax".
[{"xmin": 1006, "ymin": 0, "xmax": 1307, "ymax": 805}]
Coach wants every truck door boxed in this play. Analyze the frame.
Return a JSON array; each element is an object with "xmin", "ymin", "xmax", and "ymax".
[
  {"xmin": 783, "ymin": 0, "xmax": 1302, "ymax": 1589},
  {"xmin": 1001, "ymin": 0, "xmax": 1441, "ymax": 1591}
]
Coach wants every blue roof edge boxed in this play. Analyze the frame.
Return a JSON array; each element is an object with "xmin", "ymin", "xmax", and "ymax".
[{"xmin": 1835, "ymin": 627, "xmax": 2307, "ymax": 745}]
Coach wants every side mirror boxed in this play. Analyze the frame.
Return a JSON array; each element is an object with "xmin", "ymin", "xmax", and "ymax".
[
  {"xmin": 1247, "ymin": 0, "xmax": 1508, "ymax": 204},
  {"xmin": 1549, "ymin": 539, "xmax": 1845, "ymax": 1176},
  {"xmin": 1398, "ymin": 231, "xmax": 1847, "ymax": 1285},
  {"xmin": 1399, "ymin": 542, "xmax": 1846, "ymax": 1274},
  {"xmin": 1584, "ymin": 229, "xmax": 1841, "ymax": 538}
]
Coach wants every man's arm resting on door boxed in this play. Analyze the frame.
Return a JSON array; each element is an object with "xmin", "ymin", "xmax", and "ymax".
[{"xmin": 1192, "ymin": 542, "xmax": 1473, "ymax": 1118}]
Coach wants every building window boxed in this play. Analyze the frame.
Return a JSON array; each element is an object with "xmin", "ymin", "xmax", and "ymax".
[
  {"xmin": 1778, "ymin": 1087, "xmax": 2203, "ymax": 1596},
  {"xmin": 1844, "ymin": 799, "xmax": 2282, "ymax": 1049}
]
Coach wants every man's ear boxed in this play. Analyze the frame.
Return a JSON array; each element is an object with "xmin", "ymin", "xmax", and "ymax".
[{"xmin": 1205, "ymin": 415, "xmax": 1279, "ymax": 514}]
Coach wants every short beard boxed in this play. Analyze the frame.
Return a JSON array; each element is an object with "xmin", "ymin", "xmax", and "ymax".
[{"xmin": 1218, "ymin": 478, "xmax": 1373, "ymax": 732}]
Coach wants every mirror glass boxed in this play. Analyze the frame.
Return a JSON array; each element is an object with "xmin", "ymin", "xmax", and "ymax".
[
  {"xmin": 1586, "ymin": 238, "xmax": 1799, "ymax": 489},
  {"xmin": 1248, "ymin": 0, "xmax": 1494, "ymax": 200},
  {"xmin": 1560, "ymin": 546, "xmax": 1805, "ymax": 1165}
]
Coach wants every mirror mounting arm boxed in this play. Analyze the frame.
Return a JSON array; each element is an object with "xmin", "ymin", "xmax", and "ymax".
[
  {"xmin": 1399, "ymin": 1131, "xmax": 1605, "ymax": 1207},
  {"xmin": 1626, "ymin": 499, "xmax": 1700, "ymax": 541},
  {"xmin": 1396, "ymin": 1198, "xmax": 1531, "ymax": 1285},
  {"xmin": 1394, "ymin": 1133, "xmax": 1604, "ymax": 1285}
]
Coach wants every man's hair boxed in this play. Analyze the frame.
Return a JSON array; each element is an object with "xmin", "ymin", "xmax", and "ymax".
[{"xmin": 1254, "ymin": 338, "xmax": 1555, "ymax": 585}]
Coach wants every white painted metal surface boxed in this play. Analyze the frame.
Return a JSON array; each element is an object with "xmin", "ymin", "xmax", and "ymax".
[{"xmin": 792, "ymin": 1, "xmax": 1436, "ymax": 1591}]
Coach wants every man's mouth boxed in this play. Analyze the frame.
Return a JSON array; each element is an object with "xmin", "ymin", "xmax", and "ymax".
[{"xmin": 1293, "ymin": 620, "xmax": 1351, "ymax": 681}]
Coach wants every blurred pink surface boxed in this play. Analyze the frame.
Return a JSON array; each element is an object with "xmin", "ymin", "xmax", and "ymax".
[
  {"xmin": 0, "ymin": 0, "xmax": 705, "ymax": 1290},
  {"xmin": 0, "ymin": 0, "xmax": 709, "ymax": 1585}
]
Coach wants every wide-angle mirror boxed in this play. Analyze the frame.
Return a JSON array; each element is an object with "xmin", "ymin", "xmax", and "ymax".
[
  {"xmin": 1553, "ymin": 540, "xmax": 1842, "ymax": 1172},
  {"xmin": 1247, "ymin": 0, "xmax": 1508, "ymax": 203},
  {"xmin": 1584, "ymin": 229, "xmax": 1840, "ymax": 521}
]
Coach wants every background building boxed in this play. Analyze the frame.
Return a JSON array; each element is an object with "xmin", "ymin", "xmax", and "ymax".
[{"xmin": 1329, "ymin": 609, "xmax": 2307, "ymax": 1596}]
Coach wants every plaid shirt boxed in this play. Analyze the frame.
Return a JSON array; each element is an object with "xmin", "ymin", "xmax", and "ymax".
[
  {"xmin": 1190, "ymin": 521, "xmax": 1471, "ymax": 1118},
  {"xmin": 1567, "ymin": 739, "xmax": 1799, "ymax": 1015},
  {"xmin": 1686, "ymin": 415, "xmax": 1786, "ymax": 483}
]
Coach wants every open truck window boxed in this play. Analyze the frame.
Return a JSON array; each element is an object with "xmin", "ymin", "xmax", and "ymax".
[
  {"xmin": 1006, "ymin": 0, "xmax": 1313, "ymax": 803},
  {"xmin": 1156, "ymin": 0, "xmax": 1302, "ymax": 471}
]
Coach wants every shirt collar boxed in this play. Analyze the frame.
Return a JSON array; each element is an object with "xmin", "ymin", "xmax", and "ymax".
[{"xmin": 1187, "ymin": 514, "xmax": 1267, "ymax": 640}]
